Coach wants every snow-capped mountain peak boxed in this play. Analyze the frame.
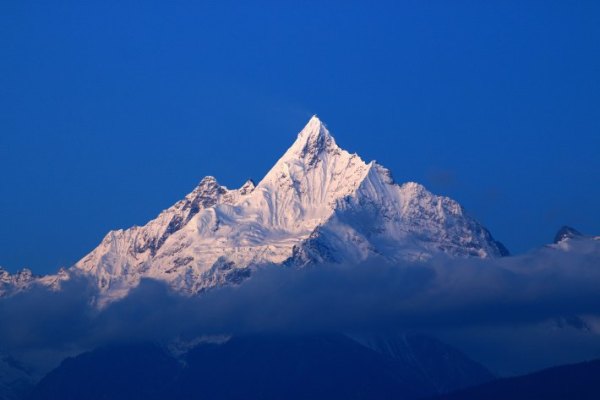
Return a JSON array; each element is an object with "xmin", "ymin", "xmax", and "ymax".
[
  {"xmin": 553, "ymin": 226, "xmax": 583, "ymax": 244},
  {"xmin": 4, "ymin": 117, "xmax": 510, "ymax": 302},
  {"xmin": 280, "ymin": 115, "xmax": 339, "ymax": 166}
]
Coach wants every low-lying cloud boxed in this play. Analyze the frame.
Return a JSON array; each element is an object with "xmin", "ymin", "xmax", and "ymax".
[{"xmin": 2, "ymin": 239, "xmax": 600, "ymax": 374}]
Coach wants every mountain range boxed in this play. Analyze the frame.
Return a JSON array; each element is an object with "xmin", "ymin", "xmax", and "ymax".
[
  {"xmin": 0, "ymin": 116, "xmax": 508, "ymax": 303},
  {"xmin": 28, "ymin": 333, "xmax": 494, "ymax": 400},
  {"xmin": 431, "ymin": 358, "xmax": 600, "ymax": 400},
  {"xmin": 1, "ymin": 117, "xmax": 599, "ymax": 400}
]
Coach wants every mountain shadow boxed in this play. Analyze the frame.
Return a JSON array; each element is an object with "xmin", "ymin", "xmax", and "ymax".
[
  {"xmin": 430, "ymin": 358, "xmax": 600, "ymax": 400},
  {"xmin": 28, "ymin": 333, "xmax": 493, "ymax": 400}
]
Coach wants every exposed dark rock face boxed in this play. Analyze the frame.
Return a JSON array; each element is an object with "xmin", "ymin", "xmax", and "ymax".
[{"xmin": 554, "ymin": 226, "xmax": 583, "ymax": 244}]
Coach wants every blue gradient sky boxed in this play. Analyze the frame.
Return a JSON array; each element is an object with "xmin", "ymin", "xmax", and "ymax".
[{"xmin": 1, "ymin": 1, "xmax": 599, "ymax": 274}]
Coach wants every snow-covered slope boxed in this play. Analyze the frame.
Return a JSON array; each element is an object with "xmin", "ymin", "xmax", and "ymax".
[
  {"xmin": 550, "ymin": 226, "xmax": 600, "ymax": 253},
  {"xmin": 67, "ymin": 116, "xmax": 507, "ymax": 301},
  {"xmin": 0, "ymin": 267, "xmax": 68, "ymax": 297},
  {"xmin": 74, "ymin": 175, "xmax": 256, "ymax": 299},
  {"xmin": 1, "ymin": 267, "xmax": 36, "ymax": 297}
]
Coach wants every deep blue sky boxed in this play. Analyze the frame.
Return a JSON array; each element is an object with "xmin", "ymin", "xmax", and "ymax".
[{"xmin": 1, "ymin": 1, "xmax": 599, "ymax": 274}]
